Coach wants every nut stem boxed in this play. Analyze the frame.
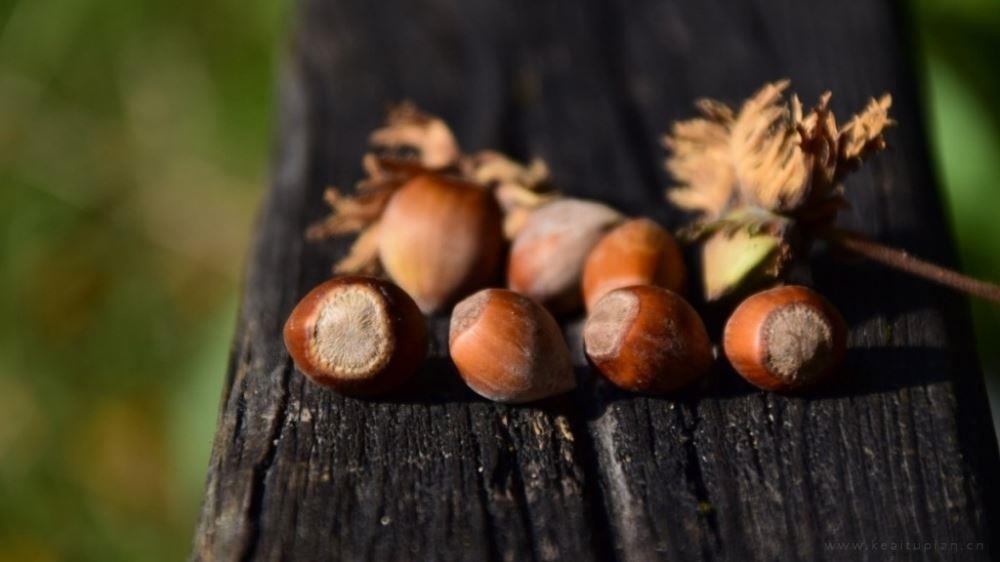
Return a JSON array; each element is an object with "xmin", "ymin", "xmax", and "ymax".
[{"xmin": 824, "ymin": 228, "xmax": 1000, "ymax": 304}]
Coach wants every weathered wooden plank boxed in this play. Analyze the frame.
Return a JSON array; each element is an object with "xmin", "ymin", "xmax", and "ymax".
[
  {"xmin": 194, "ymin": 1, "xmax": 607, "ymax": 560},
  {"xmin": 193, "ymin": 0, "xmax": 1000, "ymax": 560},
  {"xmin": 502, "ymin": 1, "xmax": 1000, "ymax": 560}
]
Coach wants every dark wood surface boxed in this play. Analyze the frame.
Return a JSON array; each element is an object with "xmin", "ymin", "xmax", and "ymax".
[{"xmin": 191, "ymin": 0, "xmax": 1000, "ymax": 560}]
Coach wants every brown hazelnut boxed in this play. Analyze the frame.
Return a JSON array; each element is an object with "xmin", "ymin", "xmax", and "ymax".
[
  {"xmin": 283, "ymin": 276, "xmax": 428, "ymax": 395},
  {"xmin": 379, "ymin": 173, "xmax": 504, "ymax": 313},
  {"xmin": 507, "ymin": 198, "xmax": 623, "ymax": 314},
  {"xmin": 584, "ymin": 285, "xmax": 712, "ymax": 393},
  {"xmin": 582, "ymin": 218, "xmax": 686, "ymax": 311},
  {"xmin": 723, "ymin": 285, "xmax": 846, "ymax": 392},
  {"xmin": 449, "ymin": 289, "xmax": 575, "ymax": 403}
]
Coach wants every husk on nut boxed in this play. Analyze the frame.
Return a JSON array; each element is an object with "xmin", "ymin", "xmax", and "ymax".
[
  {"xmin": 664, "ymin": 80, "xmax": 894, "ymax": 301},
  {"xmin": 307, "ymin": 102, "xmax": 559, "ymax": 312}
]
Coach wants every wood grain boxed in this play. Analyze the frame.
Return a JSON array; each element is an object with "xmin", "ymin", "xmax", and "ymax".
[{"xmin": 192, "ymin": 0, "xmax": 1000, "ymax": 560}]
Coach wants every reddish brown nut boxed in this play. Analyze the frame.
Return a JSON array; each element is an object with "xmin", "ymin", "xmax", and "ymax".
[
  {"xmin": 449, "ymin": 288, "xmax": 575, "ymax": 403},
  {"xmin": 583, "ymin": 285, "xmax": 712, "ymax": 393},
  {"xmin": 723, "ymin": 285, "xmax": 846, "ymax": 392},
  {"xmin": 582, "ymin": 218, "xmax": 686, "ymax": 311},
  {"xmin": 379, "ymin": 173, "xmax": 504, "ymax": 313},
  {"xmin": 283, "ymin": 276, "xmax": 428, "ymax": 396}
]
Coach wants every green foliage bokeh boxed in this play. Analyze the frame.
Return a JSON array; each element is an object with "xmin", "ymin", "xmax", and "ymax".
[
  {"xmin": 912, "ymin": 0, "xmax": 1000, "ymax": 391},
  {"xmin": 0, "ymin": 0, "xmax": 995, "ymax": 560},
  {"xmin": 0, "ymin": 0, "xmax": 287, "ymax": 560}
]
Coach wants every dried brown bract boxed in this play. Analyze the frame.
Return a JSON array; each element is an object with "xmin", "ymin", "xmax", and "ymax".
[
  {"xmin": 465, "ymin": 151, "xmax": 557, "ymax": 238},
  {"xmin": 369, "ymin": 101, "xmax": 461, "ymax": 169},
  {"xmin": 663, "ymin": 99, "xmax": 735, "ymax": 221},
  {"xmin": 308, "ymin": 104, "xmax": 558, "ymax": 277}
]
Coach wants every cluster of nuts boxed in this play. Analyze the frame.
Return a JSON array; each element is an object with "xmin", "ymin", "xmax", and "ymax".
[{"xmin": 283, "ymin": 101, "xmax": 851, "ymax": 403}]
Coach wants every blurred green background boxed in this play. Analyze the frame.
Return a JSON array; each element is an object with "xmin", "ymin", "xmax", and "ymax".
[{"xmin": 0, "ymin": 0, "xmax": 996, "ymax": 560}]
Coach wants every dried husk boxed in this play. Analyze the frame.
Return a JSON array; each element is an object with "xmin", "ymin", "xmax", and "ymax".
[
  {"xmin": 664, "ymin": 80, "xmax": 894, "ymax": 299},
  {"xmin": 308, "ymin": 104, "xmax": 558, "ymax": 274}
]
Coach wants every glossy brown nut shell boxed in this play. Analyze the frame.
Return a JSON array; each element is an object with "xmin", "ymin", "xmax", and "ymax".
[
  {"xmin": 723, "ymin": 285, "xmax": 846, "ymax": 392},
  {"xmin": 584, "ymin": 285, "xmax": 712, "ymax": 393},
  {"xmin": 449, "ymin": 288, "xmax": 575, "ymax": 403},
  {"xmin": 380, "ymin": 174, "xmax": 504, "ymax": 313},
  {"xmin": 284, "ymin": 276, "xmax": 428, "ymax": 396},
  {"xmin": 582, "ymin": 218, "xmax": 686, "ymax": 311}
]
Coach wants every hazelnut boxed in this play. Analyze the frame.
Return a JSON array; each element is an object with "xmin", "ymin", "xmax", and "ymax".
[
  {"xmin": 582, "ymin": 218, "xmax": 686, "ymax": 311},
  {"xmin": 449, "ymin": 289, "xmax": 575, "ymax": 403},
  {"xmin": 583, "ymin": 285, "xmax": 713, "ymax": 393},
  {"xmin": 283, "ymin": 276, "xmax": 427, "ymax": 395},
  {"xmin": 723, "ymin": 285, "xmax": 846, "ymax": 392},
  {"xmin": 379, "ymin": 173, "xmax": 504, "ymax": 313},
  {"xmin": 507, "ymin": 198, "xmax": 623, "ymax": 314}
]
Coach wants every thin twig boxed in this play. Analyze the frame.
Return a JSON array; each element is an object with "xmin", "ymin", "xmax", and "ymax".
[{"xmin": 823, "ymin": 229, "xmax": 1000, "ymax": 304}]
